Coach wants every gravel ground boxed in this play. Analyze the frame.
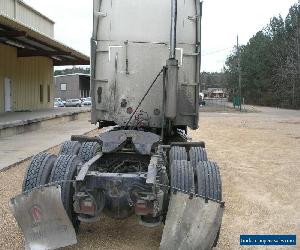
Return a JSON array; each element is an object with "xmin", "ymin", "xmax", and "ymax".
[{"xmin": 0, "ymin": 110, "xmax": 299, "ymax": 249}]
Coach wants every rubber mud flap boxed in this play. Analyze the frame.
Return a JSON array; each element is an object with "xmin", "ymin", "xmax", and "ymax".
[
  {"xmin": 9, "ymin": 186, "xmax": 77, "ymax": 250},
  {"xmin": 160, "ymin": 193, "xmax": 224, "ymax": 250}
]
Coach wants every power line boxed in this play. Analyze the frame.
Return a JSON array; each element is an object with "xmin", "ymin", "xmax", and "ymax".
[{"xmin": 202, "ymin": 47, "xmax": 232, "ymax": 56}]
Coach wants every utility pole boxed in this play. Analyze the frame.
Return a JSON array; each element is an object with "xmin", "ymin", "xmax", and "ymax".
[
  {"xmin": 237, "ymin": 35, "xmax": 242, "ymax": 111},
  {"xmin": 296, "ymin": 0, "xmax": 300, "ymax": 107}
]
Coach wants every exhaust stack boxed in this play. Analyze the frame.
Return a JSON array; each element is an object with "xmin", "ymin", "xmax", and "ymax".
[
  {"xmin": 165, "ymin": 0, "xmax": 179, "ymax": 120},
  {"xmin": 169, "ymin": 0, "xmax": 177, "ymax": 59}
]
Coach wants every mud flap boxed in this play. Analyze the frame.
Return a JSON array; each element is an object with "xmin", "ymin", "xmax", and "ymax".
[
  {"xmin": 160, "ymin": 193, "xmax": 224, "ymax": 250},
  {"xmin": 9, "ymin": 186, "xmax": 77, "ymax": 250}
]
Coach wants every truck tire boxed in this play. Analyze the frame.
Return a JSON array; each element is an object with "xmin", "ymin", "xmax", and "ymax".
[
  {"xmin": 195, "ymin": 161, "xmax": 222, "ymax": 201},
  {"xmin": 22, "ymin": 152, "xmax": 57, "ymax": 192},
  {"xmin": 50, "ymin": 155, "xmax": 82, "ymax": 230},
  {"xmin": 169, "ymin": 146, "xmax": 187, "ymax": 162},
  {"xmin": 195, "ymin": 161, "xmax": 222, "ymax": 247},
  {"xmin": 78, "ymin": 142, "xmax": 101, "ymax": 163},
  {"xmin": 189, "ymin": 147, "xmax": 208, "ymax": 167},
  {"xmin": 59, "ymin": 140, "xmax": 81, "ymax": 155},
  {"xmin": 170, "ymin": 160, "xmax": 194, "ymax": 193}
]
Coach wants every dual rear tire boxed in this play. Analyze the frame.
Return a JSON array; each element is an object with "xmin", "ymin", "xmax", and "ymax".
[
  {"xmin": 59, "ymin": 140, "xmax": 100, "ymax": 163},
  {"xmin": 59, "ymin": 141, "xmax": 81, "ymax": 155},
  {"xmin": 22, "ymin": 153, "xmax": 82, "ymax": 229},
  {"xmin": 169, "ymin": 146, "xmax": 221, "ymax": 201},
  {"xmin": 22, "ymin": 140, "xmax": 101, "ymax": 230},
  {"xmin": 169, "ymin": 145, "xmax": 222, "ymax": 247},
  {"xmin": 23, "ymin": 152, "xmax": 57, "ymax": 192},
  {"xmin": 50, "ymin": 155, "xmax": 82, "ymax": 230}
]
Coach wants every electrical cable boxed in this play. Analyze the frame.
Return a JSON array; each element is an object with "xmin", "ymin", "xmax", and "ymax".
[{"xmin": 202, "ymin": 47, "xmax": 232, "ymax": 56}]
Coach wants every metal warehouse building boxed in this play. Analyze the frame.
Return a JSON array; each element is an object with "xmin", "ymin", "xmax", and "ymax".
[
  {"xmin": 0, "ymin": 0, "xmax": 89, "ymax": 113},
  {"xmin": 54, "ymin": 74, "xmax": 90, "ymax": 101}
]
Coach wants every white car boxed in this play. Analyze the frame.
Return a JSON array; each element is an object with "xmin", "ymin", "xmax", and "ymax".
[
  {"xmin": 54, "ymin": 100, "xmax": 64, "ymax": 107},
  {"xmin": 82, "ymin": 97, "xmax": 92, "ymax": 106},
  {"xmin": 65, "ymin": 99, "xmax": 82, "ymax": 107},
  {"xmin": 54, "ymin": 98, "xmax": 66, "ymax": 106}
]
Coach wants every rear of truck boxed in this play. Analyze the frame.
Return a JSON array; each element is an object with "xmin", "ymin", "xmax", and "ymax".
[
  {"xmin": 10, "ymin": 1, "xmax": 224, "ymax": 249},
  {"xmin": 91, "ymin": 0, "xmax": 200, "ymax": 130}
]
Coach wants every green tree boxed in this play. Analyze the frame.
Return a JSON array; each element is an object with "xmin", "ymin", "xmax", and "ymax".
[
  {"xmin": 54, "ymin": 67, "xmax": 90, "ymax": 76},
  {"xmin": 224, "ymin": 4, "xmax": 300, "ymax": 108}
]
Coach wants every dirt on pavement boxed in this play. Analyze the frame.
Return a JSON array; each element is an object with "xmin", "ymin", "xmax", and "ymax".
[{"xmin": 0, "ymin": 109, "xmax": 299, "ymax": 249}]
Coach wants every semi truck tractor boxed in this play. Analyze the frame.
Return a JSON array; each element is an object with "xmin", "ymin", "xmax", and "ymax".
[{"xmin": 10, "ymin": 0, "xmax": 224, "ymax": 249}]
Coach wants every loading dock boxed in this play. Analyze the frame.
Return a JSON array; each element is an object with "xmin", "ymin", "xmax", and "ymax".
[{"xmin": 0, "ymin": 0, "xmax": 89, "ymax": 113}]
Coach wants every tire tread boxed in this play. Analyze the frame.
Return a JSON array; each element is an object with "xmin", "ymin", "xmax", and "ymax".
[
  {"xmin": 78, "ymin": 142, "xmax": 101, "ymax": 163},
  {"xmin": 195, "ymin": 161, "xmax": 222, "ymax": 201},
  {"xmin": 23, "ymin": 152, "xmax": 56, "ymax": 192},
  {"xmin": 59, "ymin": 141, "xmax": 81, "ymax": 155}
]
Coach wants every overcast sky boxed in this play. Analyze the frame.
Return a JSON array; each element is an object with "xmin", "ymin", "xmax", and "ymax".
[{"xmin": 25, "ymin": 0, "xmax": 297, "ymax": 72}]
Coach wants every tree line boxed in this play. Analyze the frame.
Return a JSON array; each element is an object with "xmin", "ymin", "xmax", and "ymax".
[
  {"xmin": 225, "ymin": 4, "xmax": 300, "ymax": 109},
  {"xmin": 54, "ymin": 67, "xmax": 90, "ymax": 76},
  {"xmin": 201, "ymin": 72, "xmax": 226, "ymax": 90}
]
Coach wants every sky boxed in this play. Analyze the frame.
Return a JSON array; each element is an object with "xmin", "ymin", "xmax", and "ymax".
[{"xmin": 25, "ymin": 0, "xmax": 297, "ymax": 72}]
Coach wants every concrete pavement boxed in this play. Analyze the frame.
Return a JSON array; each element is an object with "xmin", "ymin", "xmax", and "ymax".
[
  {"xmin": 0, "ymin": 112, "xmax": 96, "ymax": 171},
  {"xmin": 0, "ymin": 107, "xmax": 90, "ymax": 128},
  {"xmin": 0, "ymin": 107, "xmax": 91, "ymax": 138}
]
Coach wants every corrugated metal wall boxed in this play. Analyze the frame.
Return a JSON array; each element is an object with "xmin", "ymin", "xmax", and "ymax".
[
  {"xmin": 0, "ymin": 0, "xmax": 54, "ymax": 37},
  {"xmin": 0, "ymin": 43, "xmax": 54, "ymax": 112},
  {"xmin": 0, "ymin": 0, "xmax": 15, "ymax": 17},
  {"xmin": 17, "ymin": 3, "xmax": 54, "ymax": 37},
  {"xmin": 54, "ymin": 75, "xmax": 81, "ymax": 100}
]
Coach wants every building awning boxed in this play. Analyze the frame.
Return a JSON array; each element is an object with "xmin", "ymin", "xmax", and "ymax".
[{"xmin": 0, "ymin": 14, "xmax": 90, "ymax": 66}]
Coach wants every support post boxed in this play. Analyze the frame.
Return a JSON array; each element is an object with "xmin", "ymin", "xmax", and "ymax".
[
  {"xmin": 237, "ymin": 35, "xmax": 242, "ymax": 111},
  {"xmin": 295, "ymin": 0, "xmax": 300, "ymax": 107}
]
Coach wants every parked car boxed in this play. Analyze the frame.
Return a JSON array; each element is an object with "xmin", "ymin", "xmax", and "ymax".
[
  {"xmin": 82, "ymin": 97, "xmax": 92, "ymax": 106},
  {"xmin": 54, "ymin": 98, "xmax": 66, "ymax": 106},
  {"xmin": 54, "ymin": 101, "xmax": 64, "ymax": 108},
  {"xmin": 54, "ymin": 99, "xmax": 64, "ymax": 108},
  {"xmin": 65, "ymin": 99, "xmax": 82, "ymax": 107}
]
